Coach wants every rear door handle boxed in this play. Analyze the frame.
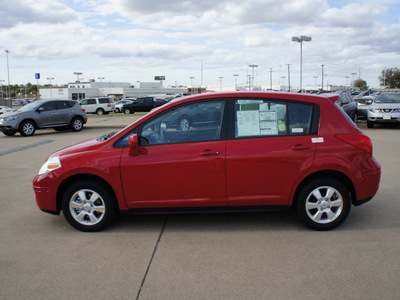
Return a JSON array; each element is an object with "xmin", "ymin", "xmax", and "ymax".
[
  {"xmin": 200, "ymin": 150, "xmax": 220, "ymax": 156},
  {"xmin": 291, "ymin": 144, "xmax": 311, "ymax": 151}
]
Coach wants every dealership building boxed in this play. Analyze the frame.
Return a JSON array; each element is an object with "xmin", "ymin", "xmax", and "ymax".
[{"xmin": 39, "ymin": 80, "xmax": 188, "ymax": 101}]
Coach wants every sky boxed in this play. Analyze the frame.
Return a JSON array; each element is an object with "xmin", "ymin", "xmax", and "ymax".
[{"xmin": 0, "ymin": 0, "xmax": 400, "ymax": 90}]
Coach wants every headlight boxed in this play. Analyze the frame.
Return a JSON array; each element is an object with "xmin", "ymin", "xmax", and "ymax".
[
  {"xmin": 4, "ymin": 116, "xmax": 19, "ymax": 121},
  {"xmin": 38, "ymin": 156, "xmax": 62, "ymax": 175}
]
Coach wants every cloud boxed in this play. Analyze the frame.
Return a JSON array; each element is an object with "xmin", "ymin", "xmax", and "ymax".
[{"xmin": 0, "ymin": 0, "xmax": 79, "ymax": 28}]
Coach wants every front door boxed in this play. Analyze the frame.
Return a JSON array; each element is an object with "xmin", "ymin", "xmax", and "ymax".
[{"xmin": 120, "ymin": 100, "xmax": 227, "ymax": 208}]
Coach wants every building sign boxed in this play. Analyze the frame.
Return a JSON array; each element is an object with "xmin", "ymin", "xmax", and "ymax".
[
  {"xmin": 35, "ymin": 73, "xmax": 40, "ymax": 79},
  {"xmin": 154, "ymin": 76, "xmax": 165, "ymax": 81}
]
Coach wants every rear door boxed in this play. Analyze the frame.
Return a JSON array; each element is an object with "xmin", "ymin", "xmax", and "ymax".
[{"xmin": 226, "ymin": 98, "xmax": 319, "ymax": 206}]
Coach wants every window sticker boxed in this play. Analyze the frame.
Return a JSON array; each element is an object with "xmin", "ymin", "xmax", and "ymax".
[
  {"xmin": 278, "ymin": 121, "xmax": 286, "ymax": 132},
  {"xmin": 292, "ymin": 128, "xmax": 304, "ymax": 133},
  {"xmin": 259, "ymin": 111, "xmax": 278, "ymax": 135},
  {"xmin": 237, "ymin": 111, "xmax": 260, "ymax": 136}
]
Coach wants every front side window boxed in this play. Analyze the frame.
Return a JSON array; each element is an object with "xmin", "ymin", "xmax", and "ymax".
[
  {"xmin": 234, "ymin": 99, "xmax": 315, "ymax": 138},
  {"xmin": 141, "ymin": 100, "xmax": 225, "ymax": 145},
  {"xmin": 40, "ymin": 101, "xmax": 56, "ymax": 111}
]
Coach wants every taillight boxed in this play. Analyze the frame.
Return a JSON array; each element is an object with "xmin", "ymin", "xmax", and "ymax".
[
  {"xmin": 82, "ymin": 108, "xmax": 86, "ymax": 112},
  {"xmin": 107, "ymin": 104, "xmax": 111, "ymax": 107},
  {"xmin": 335, "ymin": 134, "xmax": 373, "ymax": 154}
]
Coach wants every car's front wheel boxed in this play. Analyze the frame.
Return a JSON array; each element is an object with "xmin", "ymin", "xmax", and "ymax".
[
  {"xmin": 115, "ymin": 108, "xmax": 120, "ymax": 113},
  {"xmin": 124, "ymin": 108, "xmax": 131, "ymax": 114},
  {"xmin": 367, "ymin": 121, "xmax": 374, "ymax": 128},
  {"xmin": 19, "ymin": 120, "xmax": 36, "ymax": 136},
  {"xmin": 295, "ymin": 178, "xmax": 351, "ymax": 231},
  {"xmin": 62, "ymin": 180, "xmax": 116, "ymax": 232}
]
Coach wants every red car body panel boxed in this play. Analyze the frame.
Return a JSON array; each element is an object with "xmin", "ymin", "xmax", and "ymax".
[{"xmin": 33, "ymin": 92, "xmax": 381, "ymax": 217}]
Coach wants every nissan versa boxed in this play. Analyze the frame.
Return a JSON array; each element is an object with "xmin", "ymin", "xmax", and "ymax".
[{"xmin": 33, "ymin": 92, "xmax": 381, "ymax": 231}]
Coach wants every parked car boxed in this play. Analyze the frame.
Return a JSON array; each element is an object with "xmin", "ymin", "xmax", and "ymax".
[
  {"xmin": 122, "ymin": 96, "xmax": 167, "ymax": 114},
  {"xmin": 334, "ymin": 91, "xmax": 358, "ymax": 122},
  {"xmin": 33, "ymin": 92, "xmax": 381, "ymax": 232},
  {"xmin": 114, "ymin": 99, "xmax": 134, "ymax": 113},
  {"xmin": 0, "ymin": 100, "xmax": 87, "ymax": 136},
  {"xmin": 355, "ymin": 96, "xmax": 374, "ymax": 120},
  {"xmin": 366, "ymin": 93, "xmax": 400, "ymax": 128},
  {"xmin": 79, "ymin": 97, "xmax": 115, "ymax": 115},
  {"xmin": 0, "ymin": 106, "xmax": 16, "ymax": 115}
]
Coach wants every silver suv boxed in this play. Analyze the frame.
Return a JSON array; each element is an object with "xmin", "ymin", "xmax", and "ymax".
[
  {"xmin": 79, "ymin": 97, "xmax": 115, "ymax": 115},
  {"xmin": 0, "ymin": 100, "xmax": 87, "ymax": 136},
  {"xmin": 367, "ymin": 93, "xmax": 400, "ymax": 128}
]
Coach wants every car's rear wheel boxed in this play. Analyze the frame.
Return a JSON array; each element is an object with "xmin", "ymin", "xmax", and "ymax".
[
  {"xmin": 19, "ymin": 120, "xmax": 36, "ymax": 136},
  {"xmin": 124, "ymin": 108, "xmax": 131, "ymax": 114},
  {"xmin": 70, "ymin": 117, "xmax": 84, "ymax": 132},
  {"xmin": 367, "ymin": 121, "xmax": 374, "ymax": 128},
  {"xmin": 96, "ymin": 108, "xmax": 104, "ymax": 115},
  {"xmin": 2, "ymin": 130, "xmax": 17, "ymax": 136},
  {"xmin": 296, "ymin": 178, "xmax": 351, "ymax": 230},
  {"xmin": 115, "ymin": 108, "xmax": 120, "ymax": 113},
  {"xmin": 62, "ymin": 180, "xmax": 116, "ymax": 232}
]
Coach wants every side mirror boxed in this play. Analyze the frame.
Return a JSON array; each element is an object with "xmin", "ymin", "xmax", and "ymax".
[
  {"xmin": 37, "ymin": 107, "xmax": 45, "ymax": 112},
  {"xmin": 128, "ymin": 134, "xmax": 140, "ymax": 156}
]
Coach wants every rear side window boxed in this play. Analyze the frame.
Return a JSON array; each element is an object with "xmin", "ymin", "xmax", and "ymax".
[
  {"xmin": 55, "ymin": 101, "xmax": 71, "ymax": 109},
  {"xmin": 234, "ymin": 99, "xmax": 316, "ymax": 138},
  {"xmin": 99, "ymin": 98, "xmax": 110, "ymax": 104}
]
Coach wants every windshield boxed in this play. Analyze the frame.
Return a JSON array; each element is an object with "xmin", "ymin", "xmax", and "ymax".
[
  {"xmin": 374, "ymin": 94, "xmax": 400, "ymax": 104},
  {"xmin": 17, "ymin": 102, "xmax": 42, "ymax": 112}
]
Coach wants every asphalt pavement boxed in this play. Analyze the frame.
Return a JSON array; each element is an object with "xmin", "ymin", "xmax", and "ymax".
[{"xmin": 0, "ymin": 115, "xmax": 399, "ymax": 300}]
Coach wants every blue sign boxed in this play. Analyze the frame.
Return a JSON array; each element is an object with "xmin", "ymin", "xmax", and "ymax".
[{"xmin": 35, "ymin": 73, "xmax": 40, "ymax": 79}]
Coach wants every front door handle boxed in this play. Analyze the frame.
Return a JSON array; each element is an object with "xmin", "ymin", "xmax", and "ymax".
[
  {"xmin": 291, "ymin": 144, "xmax": 311, "ymax": 151},
  {"xmin": 200, "ymin": 150, "xmax": 220, "ymax": 156}
]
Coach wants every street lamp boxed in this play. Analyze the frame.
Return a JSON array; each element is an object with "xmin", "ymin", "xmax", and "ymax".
[
  {"xmin": 321, "ymin": 64, "xmax": 324, "ymax": 90},
  {"xmin": 345, "ymin": 76, "xmax": 350, "ymax": 90},
  {"xmin": 292, "ymin": 35, "xmax": 311, "ymax": 92},
  {"xmin": 351, "ymin": 72, "xmax": 357, "ymax": 89},
  {"xmin": 4, "ymin": 50, "xmax": 10, "ymax": 99},
  {"xmin": 248, "ymin": 64, "xmax": 258, "ymax": 90},
  {"xmin": 47, "ymin": 77, "xmax": 54, "ymax": 98},
  {"xmin": 73, "ymin": 72, "xmax": 83, "ymax": 82},
  {"xmin": 219, "ymin": 77, "xmax": 224, "ymax": 92},
  {"xmin": 98, "ymin": 77, "xmax": 105, "ymax": 82},
  {"xmin": 233, "ymin": 74, "xmax": 239, "ymax": 91}
]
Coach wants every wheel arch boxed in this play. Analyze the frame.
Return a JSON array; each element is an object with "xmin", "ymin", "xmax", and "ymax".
[
  {"xmin": 19, "ymin": 118, "xmax": 37, "ymax": 130},
  {"xmin": 292, "ymin": 170, "xmax": 356, "ymax": 208},
  {"xmin": 56, "ymin": 174, "xmax": 118, "ymax": 213}
]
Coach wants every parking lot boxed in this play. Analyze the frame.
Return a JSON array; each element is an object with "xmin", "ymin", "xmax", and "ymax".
[{"xmin": 0, "ymin": 114, "xmax": 399, "ymax": 300}]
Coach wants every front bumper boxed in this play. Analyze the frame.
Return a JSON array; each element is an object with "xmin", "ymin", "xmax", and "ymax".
[
  {"xmin": 33, "ymin": 173, "xmax": 60, "ymax": 214},
  {"xmin": 368, "ymin": 111, "xmax": 400, "ymax": 123}
]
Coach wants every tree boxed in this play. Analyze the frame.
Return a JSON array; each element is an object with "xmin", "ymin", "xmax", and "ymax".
[
  {"xmin": 354, "ymin": 79, "xmax": 368, "ymax": 90},
  {"xmin": 379, "ymin": 67, "xmax": 400, "ymax": 88}
]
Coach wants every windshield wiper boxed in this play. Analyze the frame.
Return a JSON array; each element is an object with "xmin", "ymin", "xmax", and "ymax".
[{"xmin": 97, "ymin": 131, "xmax": 116, "ymax": 142}]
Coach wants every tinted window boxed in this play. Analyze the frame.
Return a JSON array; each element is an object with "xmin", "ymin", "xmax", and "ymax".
[
  {"xmin": 99, "ymin": 98, "xmax": 110, "ymax": 104},
  {"xmin": 40, "ymin": 101, "xmax": 56, "ymax": 111},
  {"xmin": 86, "ymin": 99, "xmax": 96, "ymax": 105},
  {"xmin": 234, "ymin": 99, "xmax": 314, "ymax": 138},
  {"xmin": 55, "ymin": 101, "xmax": 70, "ymax": 109},
  {"xmin": 141, "ymin": 100, "xmax": 224, "ymax": 145}
]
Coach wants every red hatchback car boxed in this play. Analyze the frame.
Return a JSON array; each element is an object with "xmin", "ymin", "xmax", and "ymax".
[{"xmin": 33, "ymin": 92, "xmax": 381, "ymax": 231}]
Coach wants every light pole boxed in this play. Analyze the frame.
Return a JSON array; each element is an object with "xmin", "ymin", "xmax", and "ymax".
[
  {"xmin": 345, "ymin": 76, "xmax": 350, "ymax": 90},
  {"xmin": 73, "ymin": 72, "xmax": 83, "ymax": 82},
  {"xmin": 4, "ymin": 50, "xmax": 10, "ymax": 99},
  {"xmin": 233, "ymin": 74, "xmax": 239, "ymax": 91},
  {"xmin": 321, "ymin": 64, "xmax": 324, "ymax": 90},
  {"xmin": 219, "ymin": 77, "xmax": 224, "ymax": 92},
  {"xmin": 269, "ymin": 68, "xmax": 273, "ymax": 90},
  {"xmin": 47, "ymin": 77, "xmax": 54, "ymax": 98},
  {"xmin": 189, "ymin": 77, "xmax": 194, "ymax": 94},
  {"xmin": 292, "ymin": 36, "xmax": 311, "ymax": 92},
  {"xmin": 351, "ymin": 72, "xmax": 357, "ymax": 89},
  {"xmin": 287, "ymin": 64, "xmax": 291, "ymax": 91},
  {"xmin": 248, "ymin": 64, "xmax": 258, "ymax": 90},
  {"xmin": 281, "ymin": 76, "xmax": 286, "ymax": 91}
]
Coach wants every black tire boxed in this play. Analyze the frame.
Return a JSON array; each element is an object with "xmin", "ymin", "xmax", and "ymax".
[
  {"xmin": 96, "ymin": 108, "xmax": 105, "ymax": 115},
  {"xmin": 178, "ymin": 116, "xmax": 190, "ymax": 131},
  {"xmin": 123, "ymin": 108, "xmax": 131, "ymax": 114},
  {"xmin": 19, "ymin": 120, "xmax": 36, "ymax": 136},
  {"xmin": 62, "ymin": 180, "xmax": 116, "ymax": 232},
  {"xmin": 367, "ymin": 121, "xmax": 374, "ymax": 128},
  {"xmin": 115, "ymin": 108, "xmax": 120, "ymax": 113},
  {"xmin": 295, "ymin": 178, "xmax": 351, "ymax": 231},
  {"xmin": 2, "ymin": 130, "xmax": 17, "ymax": 136},
  {"xmin": 70, "ymin": 117, "xmax": 84, "ymax": 132}
]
